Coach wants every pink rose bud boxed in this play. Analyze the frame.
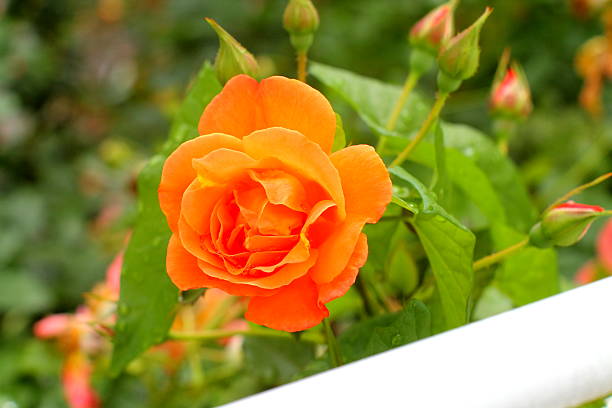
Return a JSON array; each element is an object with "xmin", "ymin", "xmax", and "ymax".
[
  {"xmin": 283, "ymin": 0, "xmax": 320, "ymax": 54},
  {"xmin": 490, "ymin": 63, "xmax": 533, "ymax": 120},
  {"xmin": 409, "ymin": 1, "xmax": 455, "ymax": 55},
  {"xmin": 530, "ymin": 201, "xmax": 606, "ymax": 248},
  {"xmin": 206, "ymin": 18, "xmax": 259, "ymax": 84},
  {"xmin": 437, "ymin": 7, "xmax": 492, "ymax": 93}
]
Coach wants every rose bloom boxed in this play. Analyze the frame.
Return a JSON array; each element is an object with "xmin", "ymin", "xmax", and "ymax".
[{"xmin": 159, "ymin": 75, "xmax": 392, "ymax": 332}]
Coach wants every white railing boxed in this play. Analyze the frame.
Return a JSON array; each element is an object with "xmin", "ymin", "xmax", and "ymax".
[{"xmin": 222, "ymin": 277, "xmax": 612, "ymax": 408}]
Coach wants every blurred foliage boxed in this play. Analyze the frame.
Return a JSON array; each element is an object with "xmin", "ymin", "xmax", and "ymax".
[{"xmin": 0, "ymin": 0, "xmax": 611, "ymax": 406}]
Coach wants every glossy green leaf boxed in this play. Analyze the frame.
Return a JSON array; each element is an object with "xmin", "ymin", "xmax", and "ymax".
[
  {"xmin": 110, "ymin": 63, "xmax": 222, "ymax": 375},
  {"xmin": 390, "ymin": 167, "xmax": 475, "ymax": 329},
  {"xmin": 339, "ymin": 300, "xmax": 430, "ymax": 363},
  {"xmin": 310, "ymin": 61, "xmax": 429, "ymax": 136},
  {"xmin": 491, "ymin": 223, "xmax": 560, "ymax": 306},
  {"xmin": 386, "ymin": 135, "xmax": 507, "ymax": 225},
  {"xmin": 438, "ymin": 124, "xmax": 537, "ymax": 232}
]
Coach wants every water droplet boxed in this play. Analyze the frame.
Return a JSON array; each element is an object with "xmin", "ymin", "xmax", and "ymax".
[
  {"xmin": 118, "ymin": 304, "xmax": 129, "ymax": 314},
  {"xmin": 391, "ymin": 334, "xmax": 402, "ymax": 346}
]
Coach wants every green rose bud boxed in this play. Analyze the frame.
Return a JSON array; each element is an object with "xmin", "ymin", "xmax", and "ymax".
[
  {"xmin": 206, "ymin": 18, "xmax": 259, "ymax": 84},
  {"xmin": 437, "ymin": 7, "xmax": 492, "ymax": 93},
  {"xmin": 283, "ymin": 0, "xmax": 320, "ymax": 54}
]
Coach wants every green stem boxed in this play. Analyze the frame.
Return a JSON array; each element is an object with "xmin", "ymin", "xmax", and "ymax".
[
  {"xmin": 386, "ymin": 71, "xmax": 421, "ymax": 132},
  {"xmin": 543, "ymin": 172, "xmax": 612, "ymax": 215},
  {"xmin": 323, "ymin": 318, "xmax": 343, "ymax": 367},
  {"xmin": 389, "ymin": 91, "xmax": 449, "ymax": 168},
  {"xmin": 168, "ymin": 328, "xmax": 325, "ymax": 344},
  {"xmin": 473, "ymin": 238, "xmax": 529, "ymax": 271},
  {"xmin": 297, "ymin": 51, "xmax": 307, "ymax": 83}
]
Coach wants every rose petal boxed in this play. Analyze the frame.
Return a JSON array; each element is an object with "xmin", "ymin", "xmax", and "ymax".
[
  {"xmin": 178, "ymin": 216, "xmax": 224, "ymax": 268},
  {"xmin": 159, "ymin": 134, "xmax": 243, "ymax": 231},
  {"xmin": 181, "ymin": 181, "xmax": 226, "ymax": 235},
  {"xmin": 258, "ymin": 76, "xmax": 336, "ymax": 153},
  {"xmin": 330, "ymin": 144, "xmax": 392, "ymax": 223},
  {"xmin": 62, "ymin": 353, "xmax": 100, "ymax": 408},
  {"xmin": 319, "ymin": 233, "xmax": 368, "ymax": 303},
  {"xmin": 33, "ymin": 314, "xmax": 72, "ymax": 339},
  {"xmin": 199, "ymin": 249, "xmax": 317, "ymax": 289},
  {"xmin": 243, "ymin": 127, "xmax": 346, "ymax": 218},
  {"xmin": 192, "ymin": 148, "xmax": 256, "ymax": 184},
  {"xmin": 198, "ymin": 75, "xmax": 336, "ymax": 153},
  {"xmin": 167, "ymin": 234, "xmax": 273, "ymax": 296},
  {"xmin": 597, "ymin": 220, "xmax": 612, "ymax": 271},
  {"xmin": 575, "ymin": 260, "xmax": 597, "ymax": 285},
  {"xmin": 249, "ymin": 169, "xmax": 307, "ymax": 212},
  {"xmin": 244, "ymin": 234, "xmax": 299, "ymax": 252},
  {"xmin": 308, "ymin": 215, "xmax": 366, "ymax": 284},
  {"xmin": 245, "ymin": 275, "xmax": 329, "ymax": 332},
  {"xmin": 198, "ymin": 75, "xmax": 259, "ymax": 137},
  {"xmin": 256, "ymin": 202, "xmax": 306, "ymax": 235}
]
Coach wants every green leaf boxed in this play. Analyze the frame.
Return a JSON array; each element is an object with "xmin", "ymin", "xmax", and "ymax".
[
  {"xmin": 390, "ymin": 167, "xmax": 475, "ymax": 330},
  {"xmin": 491, "ymin": 223, "xmax": 560, "ymax": 306},
  {"xmin": 338, "ymin": 300, "xmax": 430, "ymax": 363},
  {"xmin": 243, "ymin": 337, "xmax": 316, "ymax": 386},
  {"xmin": 310, "ymin": 62, "xmax": 429, "ymax": 137},
  {"xmin": 438, "ymin": 124, "xmax": 537, "ymax": 232},
  {"xmin": 110, "ymin": 62, "xmax": 222, "ymax": 375},
  {"xmin": 332, "ymin": 113, "xmax": 347, "ymax": 152},
  {"xmin": 387, "ymin": 226, "xmax": 420, "ymax": 297},
  {"xmin": 392, "ymin": 135, "xmax": 507, "ymax": 225},
  {"xmin": 109, "ymin": 156, "xmax": 178, "ymax": 376}
]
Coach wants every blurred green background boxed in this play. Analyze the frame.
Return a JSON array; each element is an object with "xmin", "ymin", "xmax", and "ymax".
[{"xmin": 0, "ymin": 0, "xmax": 610, "ymax": 406}]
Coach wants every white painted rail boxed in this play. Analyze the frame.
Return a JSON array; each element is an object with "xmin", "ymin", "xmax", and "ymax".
[{"xmin": 222, "ymin": 277, "xmax": 612, "ymax": 408}]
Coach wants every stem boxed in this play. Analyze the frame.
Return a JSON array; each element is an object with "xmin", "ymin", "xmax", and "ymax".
[
  {"xmin": 297, "ymin": 52, "xmax": 307, "ymax": 83},
  {"xmin": 389, "ymin": 92, "xmax": 449, "ymax": 168},
  {"xmin": 493, "ymin": 119, "xmax": 517, "ymax": 155},
  {"xmin": 180, "ymin": 306, "xmax": 204, "ymax": 386},
  {"xmin": 323, "ymin": 318, "xmax": 343, "ymax": 367},
  {"xmin": 386, "ymin": 71, "xmax": 420, "ymax": 132},
  {"xmin": 168, "ymin": 328, "xmax": 325, "ymax": 344},
  {"xmin": 473, "ymin": 238, "xmax": 529, "ymax": 271},
  {"xmin": 543, "ymin": 172, "xmax": 612, "ymax": 215}
]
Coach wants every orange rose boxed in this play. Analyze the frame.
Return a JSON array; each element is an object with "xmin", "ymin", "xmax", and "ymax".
[{"xmin": 158, "ymin": 75, "xmax": 391, "ymax": 332}]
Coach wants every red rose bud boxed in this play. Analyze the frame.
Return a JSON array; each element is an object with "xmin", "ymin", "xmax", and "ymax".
[
  {"xmin": 529, "ymin": 201, "xmax": 606, "ymax": 248},
  {"xmin": 490, "ymin": 63, "xmax": 532, "ymax": 119},
  {"xmin": 283, "ymin": 0, "xmax": 320, "ymax": 54},
  {"xmin": 206, "ymin": 18, "xmax": 259, "ymax": 84},
  {"xmin": 409, "ymin": 1, "xmax": 456, "ymax": 55},
  {"xmin": 438, "ymin": 7, "xmax": 492, "ymax": 93}
]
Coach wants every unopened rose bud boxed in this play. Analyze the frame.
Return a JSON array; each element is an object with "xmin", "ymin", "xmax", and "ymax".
[
  {"xmin": 530, "ymin": 201, "xmax": 606, "ymax": 248},
  {"xmin": 490, "ymin": 63, "xmax": 532, "ymax": 120},
  {"xmin": 437, "ymin": 7, "xmax": 492, "ymax": 93},
  {"xmin": 410, "ymin": 1, "xmax": 455, "ymax": 55},
  {"xmin": 283, "ymin": 0, "xmax": 319, "ymax": 54},
  {"xmin": 206, "ymin": 18, "xmax": 259, "ymax": 84}
]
